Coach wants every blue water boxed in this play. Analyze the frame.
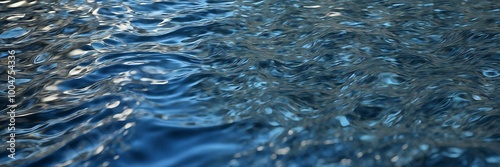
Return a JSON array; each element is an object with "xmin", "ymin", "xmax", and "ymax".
[{"xmin": 1, "ymin": 0, "xmax": 499, "ymax": 166}]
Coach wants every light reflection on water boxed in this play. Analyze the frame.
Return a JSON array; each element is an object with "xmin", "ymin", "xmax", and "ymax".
[{"xmin": 0, "ymin": 0, "xmax": 499, "ymax": 166}]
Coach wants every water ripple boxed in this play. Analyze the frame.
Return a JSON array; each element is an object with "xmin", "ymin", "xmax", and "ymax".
[{"xmin": 0, "ymin": 0, "xmax": 499, "ymax": 167}]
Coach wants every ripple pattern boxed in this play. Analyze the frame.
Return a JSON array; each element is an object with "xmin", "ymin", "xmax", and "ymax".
[{"xmin": 0, "ymin": 0, "xmax": 499, "ymax": 167}]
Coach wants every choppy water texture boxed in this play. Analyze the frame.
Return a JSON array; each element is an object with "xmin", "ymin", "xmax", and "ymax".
[{"xmin": 1, "ymin": 0, "xmax": 499, "ymax": 166}]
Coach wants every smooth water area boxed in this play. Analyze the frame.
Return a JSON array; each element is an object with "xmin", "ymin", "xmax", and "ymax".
[{"xmin": 0, "ymin": 0, "xmax": 499, "ymax": 166}]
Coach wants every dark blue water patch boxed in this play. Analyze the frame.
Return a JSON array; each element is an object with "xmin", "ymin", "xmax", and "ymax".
[
  {"xmin": 127, "ymin": 1, "xmax": 181, "ymax": 12},
  {"xmin": 18, "ymin": 120, "xmax": 130, "ymax": 167},
  {"xmin": 407, "ymin": 147, "xmax": 500, "ymax": 167},
  {"xmin": 474, "ymin": 115, "xmax": 500, "ymax": 129},
  {"xmin": 107, "ymin": 118, "xmax": 252, "ymax": 167},
  {"xmin": 416, "ymin": 96, "xmax": 453, "ymax": 115},
  {"xmin": 170, "ymin": 9, "xmax": 232, "ymax": 23},
  {"xmin": 350, "ymin": 106, "xmax": 384, "ymax": 121}
]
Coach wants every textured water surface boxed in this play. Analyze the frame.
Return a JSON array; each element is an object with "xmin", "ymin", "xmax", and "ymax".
[{"xmin": 1, "ymin": 0, "xmax": 499, "ymax": 166}]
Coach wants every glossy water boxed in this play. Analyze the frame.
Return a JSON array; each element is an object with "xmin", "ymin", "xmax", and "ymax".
[{"xmin": 1, "ymin": 0, "xmax": 499, "ymax": 166}]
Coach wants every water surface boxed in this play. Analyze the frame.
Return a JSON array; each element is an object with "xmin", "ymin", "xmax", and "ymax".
[{"xmin": 0, "ymin": 0, "xmax": 499, "ymax": 166}]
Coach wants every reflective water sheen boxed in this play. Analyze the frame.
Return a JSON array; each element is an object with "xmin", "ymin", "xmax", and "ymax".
[{"xmin": 1, "ymin": 0, "xmax": 499, "ymax": 166}]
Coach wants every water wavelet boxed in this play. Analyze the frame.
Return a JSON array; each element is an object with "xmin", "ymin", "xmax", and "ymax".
[{"xmin": 1, "ymin": 0, "xmax": 499, "ymax": 166}]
